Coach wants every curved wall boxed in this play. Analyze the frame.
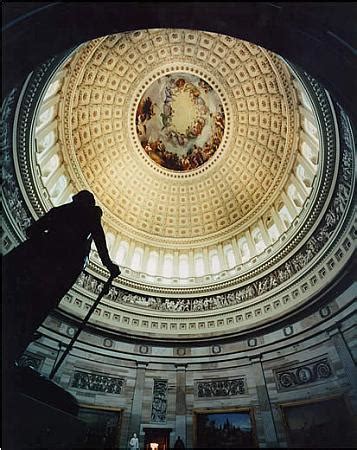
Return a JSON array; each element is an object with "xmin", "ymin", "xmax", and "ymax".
[{"xmin": 24, "ymin": 271, "xmax": 356, "ymax": 448}]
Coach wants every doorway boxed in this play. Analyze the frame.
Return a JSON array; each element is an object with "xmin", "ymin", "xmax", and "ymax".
[{"xmin": 143, "ymin": 428, "xmax": 172, "ymax": 450}]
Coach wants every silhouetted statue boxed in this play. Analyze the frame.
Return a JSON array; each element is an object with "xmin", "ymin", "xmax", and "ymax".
[
  {"xmin": 2, "ymin": 190, "xmax": 120, "ymax": 367},
  {"xmin": 174, "ymin": 436, "xmax": 185, "ymax": 449}
]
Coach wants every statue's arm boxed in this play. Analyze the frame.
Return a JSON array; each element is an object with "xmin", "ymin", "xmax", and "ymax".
[{"xmin": 92, "ymin": 208, "xmax": 121, "ymax": 277}]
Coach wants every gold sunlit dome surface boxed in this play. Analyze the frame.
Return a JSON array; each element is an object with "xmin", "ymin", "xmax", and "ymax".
[{"xmin": 34, "ymin": 29, "xmax": 322, "ymax": 295}]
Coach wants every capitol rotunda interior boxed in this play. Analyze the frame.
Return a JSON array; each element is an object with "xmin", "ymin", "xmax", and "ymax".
[{"xmin": 2, "ymin": 3, "xmax": 356, "ymax": 449}]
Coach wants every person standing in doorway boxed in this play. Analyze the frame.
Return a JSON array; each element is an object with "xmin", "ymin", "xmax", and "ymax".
[
  {"xmin": 174, "ymin": 435, "xmax": 185, "ymax": 449},
  {"xmin": 129, "ymin": 432, "xmax": 139, "ymax": 450}
]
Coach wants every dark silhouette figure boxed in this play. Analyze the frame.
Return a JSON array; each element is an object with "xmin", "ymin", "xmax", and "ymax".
[
  {"xmin": 2, "ymin": 190, "xmax": 120, "ymax": 368},
  {"xmin": 174, "ymin": 436, "xmax": 185, "ymax": 449}
]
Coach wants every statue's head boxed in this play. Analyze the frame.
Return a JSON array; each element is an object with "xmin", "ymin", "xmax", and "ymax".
[{"xmin": 72, "ymin": 190, "xmax": 95, "ymax": 207}]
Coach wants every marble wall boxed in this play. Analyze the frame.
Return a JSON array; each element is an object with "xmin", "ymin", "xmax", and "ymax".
[{"xmin": 24, "ymin": 279, "xmax": 357, "ymax": 448}]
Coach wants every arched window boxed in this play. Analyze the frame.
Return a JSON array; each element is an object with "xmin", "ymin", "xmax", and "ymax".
[
  {"xmin": 41, "ymin": 154, "xmax": 60, "ymax": 177},
  {"xmin": 296, "ymin": 164, "xmax": 312, "ymax": 189},
  {"xmin": 288, "ymin": 184, "xmax": 303, "ymax": 209},
  {"xmin": 162, "ymin": 253, "xmax": 174, "ymax": 278},
  {"xmin": 238, "ymin": 237, "xmax": 250, "ymax": 263},
  {"xmin": 116, "ymin": 241, "xmax": 128, "ymax": 265},
  {"xmin": 299, "ymin": 90, "xmax": 312, "ymax": 111},
  {"xmin": 37, "ymin": 130, "xmax": 56, "ymax": 152},
  {"xmin": 43, "ymin": 79, "xmax": 62, "ymax": 100},
  {"xmin": 278, "ymin": 204, "xmax": 293, "ymax": 228},
  {"xmin": 252, "ymin": 227, "xmax": 266, "ymax": 254},
  {"xmin": 50, "ymin": 175, "xmax": 67, "ymax": 198},
  {"xmin": 301, "ymin": 142, "xmax": 318, "ymax": 165},
  {"xmin": 106, "ymin": 232, "xmax": 115, "ymax": 253},
  {"xmin": 224, "ymin": 244, "xmax": 236, "ymax": 268},
  {"xmin": 303, "ymin": 118, "xmax": 318, "ymax": 140},
  {"xmin": 209, "ymin": 249, "xmax": 220, "ymax": 273},
  {"xmin": 36, "ymin": 106, "xmax": 56, "ymax": 130},
  {"xmin": 147, "ymin": 250, "xmax": 159, "ymax": 276},
  {"xmin": 265, "ymin": 217, "xmax": 279, "ymax": 242},
  {"xmin": 179, "ymin": 254, "xmax": 189, "ymax": 278},
  {"xmin": 194, "ymin": 253, "xmax": 205, "ymax": 277},
  {"xmin": 131, "ymin": 247, "xmax": 143, "ymax": 271}
]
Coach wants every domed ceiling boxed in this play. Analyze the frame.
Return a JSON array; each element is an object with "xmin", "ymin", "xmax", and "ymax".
[
  {"xmin": 59, "ymin": 29, "xmax": 299, "ymax": 244},
  {"xmin": 30, "ymin": 28, "xmax": 327, "ymax": 297},
  {"xmin": 8, "ymin": 27, "xmax": 356, "ymax": 339}
]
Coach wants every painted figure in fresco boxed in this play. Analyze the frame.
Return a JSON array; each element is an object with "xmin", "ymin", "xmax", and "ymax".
[
  {"xmin": 3, "ymin": 190, "xmax": 120, "ymax": 367},
  {"xmin": 136, "ymin": 74, "xmax": 225, "ymax": 172}
]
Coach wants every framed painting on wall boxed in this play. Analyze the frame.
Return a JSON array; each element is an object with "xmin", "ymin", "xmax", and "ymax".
[
  {"xmin": 281, "ymin": 396, "xmax": 356, "ymax": 448},
  {"xmin": 193, "ymin": 408, "xmax": 257, "ymax": 448},
  {"xmin": 78, "ymin": 405, "xmax": 122, "ymax": 449}
]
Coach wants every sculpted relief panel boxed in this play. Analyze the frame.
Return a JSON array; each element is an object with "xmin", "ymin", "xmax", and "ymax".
[
  {"xmin": 274, "ymin": 358, "xmax": 333, "ymax": 391},
  {"xmin": 71, "ymin": 370, "xmax": 125, "ymax": 394},
  {"xmin": 196, "ymin": 378, "xmax": 246, "ymax": 398}
]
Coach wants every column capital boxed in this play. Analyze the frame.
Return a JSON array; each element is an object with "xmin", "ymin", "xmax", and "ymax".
[
  {"xmin": 326, "ymin": 323, "xmax": 342, "ymax": 337},
  {"xmin": 136, "ymin": 361, "xmax": 148, "ymax": 369},
  {"xmin": 175, "ymin": 363, "xmax": 188, "ymax": 370},
  {"xmin": 249, "ymin": 354, "xmax": 263, "ymax": 364}
]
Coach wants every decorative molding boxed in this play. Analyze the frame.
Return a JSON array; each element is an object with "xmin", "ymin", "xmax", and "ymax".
[
  {"xmin": 283, "ymin": 325, "xmax": 294, "ymax": 336},
  {"xmin": 15, "ymin": 54, "xmax": 71, "ymax": 218},
  {"xmin": 139, "ymin": 345, "xmax": 149, "ymax": 354},
  {"xmin": 71, "ymin": 370, "xmax": 125, "ymax": 394},
  {"xmin": 319, "ymin": 305, "xmax": 331, "ymax": 318},
  {"xmin": 275, "ymin": 358, "xmax": 332, "ymax": 391},
  {"xmin": 248, "ymin": 338, "xmax": 257, "ymax": 347},
  {"xmin": 2, "ymin": 88, "xmax": 33, "ymax": 242},
  {"xmin": 57, "ymin": 220, "xmax": 354, "ymax": 338},
  {"xmin": 212, "ymin": 345, "xmax": 222, "ymax": 354},
  {"xmin": 151, "ymin": 379, "xmax": 168, "ymax": 423},
  {"xmin": 103, "ymin": 338, "xmax": 113, "ymax": 348},
  {"xmin": 196, "ymin": 377, "xmax": 246, "ymax": 398}
]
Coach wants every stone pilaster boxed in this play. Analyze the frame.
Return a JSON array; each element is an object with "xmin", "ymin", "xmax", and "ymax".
[
  {"xmin": 250, "ymin": 355, "xmax": 279, "ymax": 448},
  {"xmin": 328, "ymin": 325, "xmax": 357, "ymax": 412},
  {"xmin": 129, "ymin": 362, "xmax": 148, "ymax": 439},
  {"xmin": 175, "ymin": 364, "xmax": 187, "ymax": 445}
]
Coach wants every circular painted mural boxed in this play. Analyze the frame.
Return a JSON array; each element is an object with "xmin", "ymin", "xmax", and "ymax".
[{"xmin": 136, "ymin": 73, "xmax": 225, "ymax": 171}]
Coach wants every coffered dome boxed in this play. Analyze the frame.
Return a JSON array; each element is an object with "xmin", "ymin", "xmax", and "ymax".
[
  {"xmin": 58, "ymin": 30, "xmax": 300, "ymax": 242},
  {"xmin": 31, "ymin": 29, "xmax": 324, "ymax": 295}
]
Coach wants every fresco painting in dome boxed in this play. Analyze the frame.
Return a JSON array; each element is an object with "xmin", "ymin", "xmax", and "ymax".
[{"xmin": 136, "ymin": 73, "xmax": 225, "ymax": 171}]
